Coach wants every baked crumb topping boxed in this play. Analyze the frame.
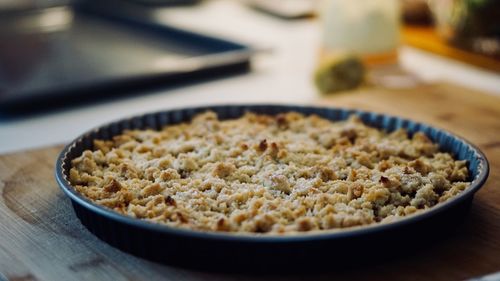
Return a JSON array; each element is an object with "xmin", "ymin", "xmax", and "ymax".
[{"xmin": 69, "ymin": 111, "xmax": 470, "ymax": 234}]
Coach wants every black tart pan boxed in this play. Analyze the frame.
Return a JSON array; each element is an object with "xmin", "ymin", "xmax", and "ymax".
[{"xmin": 55, "ymin": 105, "xmax": 489, "ymax": 272}]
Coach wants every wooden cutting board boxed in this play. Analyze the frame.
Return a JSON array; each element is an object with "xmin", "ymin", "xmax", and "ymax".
[
  {"xmin": 1, "ymin": 83, "xmax": 500, "ymax": 281},
  {"xmin": 402, "ymin": 25, "xmax": 500, "ymax": 73}
]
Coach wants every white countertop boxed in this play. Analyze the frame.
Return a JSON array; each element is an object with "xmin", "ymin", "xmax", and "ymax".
[{"xmin": 1, "ymin": 0, "xmax": 499, "ymax": 154}]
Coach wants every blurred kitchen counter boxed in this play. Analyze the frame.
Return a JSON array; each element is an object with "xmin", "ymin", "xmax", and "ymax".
[{"xmin": 0, "ymin": 0, "xmax": 499, "ymax": 154}]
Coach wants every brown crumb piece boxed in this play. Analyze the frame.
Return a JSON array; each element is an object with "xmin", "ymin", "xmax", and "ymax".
[
  {"xmin": 409, "ymin": 159, "xmax": 431, "ymax": 175},
  {"xmin": 165, "ymin": 196, "xmax": 177, "ymax": 207},
  {"xmin": 379, "ymin": 176, "xmax": 390, "ymax": 185},
  {"xmin": 297, "ymin": 217, "xmax": 315, "ymax": 232},
  {"xmin": 176, "ymin": 212, "xmax": 189, "ymax": 223},
  {"xmin": 103, "ymin": 179, "xmax": 122, "ymax": 193},
  {"xmin": 351, "ymin": 183, "xmax": 364, "ymax": 198},
  {"xmin": 257, "ymin": 139, "xmax": 268, "ymax": 152},
  {"xmin": 216, "ymin": 218, "xmax": 231, "ymax": 231},
  {"xmin": 212, "ymin": 162, "xmax": 236, "ymax": 178},
  {"xmin": 141, "ymin": 183, "xmax": 162, "ymax": 197},
  {"xmin": 317, "ymin": 166, "xmax": 337, "ymax": 182}
]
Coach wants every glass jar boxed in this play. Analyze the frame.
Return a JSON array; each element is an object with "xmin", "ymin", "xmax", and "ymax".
[{"xmin": 318, "ymin": 0, "xmax": 401, "ymax": 65}]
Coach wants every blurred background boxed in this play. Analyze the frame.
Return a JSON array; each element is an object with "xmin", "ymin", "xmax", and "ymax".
[{"xmin": 0, "ymin": 0, "xmax": 499, "ymax": 153}]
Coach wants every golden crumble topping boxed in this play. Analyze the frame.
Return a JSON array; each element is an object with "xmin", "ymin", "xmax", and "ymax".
[{"xmin": 69, "ymin": 111, "xmax": 470, "ymax": 234}]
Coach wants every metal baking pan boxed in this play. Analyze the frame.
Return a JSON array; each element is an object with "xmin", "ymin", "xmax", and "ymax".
[
  {"xmin": 0, "ymin": 4, "xmax": 254, "ymax": 112},
  {"xmin": 55, "ymin": 105, "xmax": 489, "ymax": 272}
]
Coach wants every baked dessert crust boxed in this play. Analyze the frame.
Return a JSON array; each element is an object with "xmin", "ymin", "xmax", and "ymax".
[{"xmin": 70, "ymin": 111, "xmax": 470, "ymax": 234}]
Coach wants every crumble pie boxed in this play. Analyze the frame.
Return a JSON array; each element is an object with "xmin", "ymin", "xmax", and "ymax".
[{"xmin": 69, "ymin": 111, "xmax": 470, "ymax": 234}]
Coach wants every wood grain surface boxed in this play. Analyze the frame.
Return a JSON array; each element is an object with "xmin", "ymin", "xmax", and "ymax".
[{"xmin": 1, "ymin": 83, "xmax": 500, "ymax": 281}]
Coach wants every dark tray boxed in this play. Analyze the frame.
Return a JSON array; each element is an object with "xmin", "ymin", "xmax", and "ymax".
[
  {"xmin": 0, "ymin": 5, "xmax": 254, "ymax": 111},
  {"xmin": 55, "ymin": 105, "xmax": 489, "ymax": 273}
]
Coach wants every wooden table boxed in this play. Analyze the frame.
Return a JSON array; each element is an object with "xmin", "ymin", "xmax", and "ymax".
[{"xmin": 1, "ymin": 83, "xmax": 499, "ymax": 281}]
